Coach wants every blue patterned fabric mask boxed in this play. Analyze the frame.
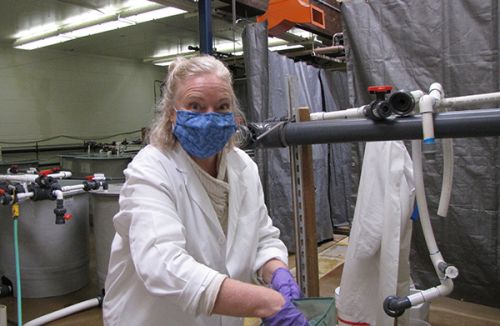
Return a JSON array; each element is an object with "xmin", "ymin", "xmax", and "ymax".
[{"xmin": 173, "ymin": 110, "xmax": 237, "ymax": 158}]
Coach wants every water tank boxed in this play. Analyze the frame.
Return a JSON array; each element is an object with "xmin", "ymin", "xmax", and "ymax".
[
  {"xmin": 0, "ymin": 181, "xmax": 90, "ymax": 298},
  {"xmin": 91, "ymin": 184, "xmax": 122, "ymax": 290},
  {"xmin": 60, "ymin": 154, "xmax": 133, "ymax": 182}
]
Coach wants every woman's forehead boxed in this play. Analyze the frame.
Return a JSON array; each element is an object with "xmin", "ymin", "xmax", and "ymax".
[{"xmin": 176, "ymin": 74, "xmax": 232, "ymax": 99}]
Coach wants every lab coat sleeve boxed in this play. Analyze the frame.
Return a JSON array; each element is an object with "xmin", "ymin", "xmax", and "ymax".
[
  {"xmin": 113, "ymin": 153, "xmax": 225, "ymax": 316},
  {"xmin": 247, "ymin": 160, "xmax": 289, "ymax": 282}
]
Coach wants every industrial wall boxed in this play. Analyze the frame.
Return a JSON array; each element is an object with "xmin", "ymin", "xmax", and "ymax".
[{"xmin": 0, "ymin": 46, "xmax": 165, "ymax": 146}]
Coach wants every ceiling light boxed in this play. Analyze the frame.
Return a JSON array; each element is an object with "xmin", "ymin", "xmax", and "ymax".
[{"xmin": 13, "ymin": 2, "xmax": 186, "ymax": 50}]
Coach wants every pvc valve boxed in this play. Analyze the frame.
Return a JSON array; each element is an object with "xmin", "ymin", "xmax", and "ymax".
[{"xmin": 368, "ymin": 85, "xmax": 393, "ymax": 93}]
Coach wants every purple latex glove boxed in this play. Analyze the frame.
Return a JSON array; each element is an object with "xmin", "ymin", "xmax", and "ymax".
[
  {"xmin": 270, "ymin": 268, "xmax": 302, "ymax": 301},
  {"xmin": 262, "ymin": 299, "xmax": 309, "ymax": 326}
]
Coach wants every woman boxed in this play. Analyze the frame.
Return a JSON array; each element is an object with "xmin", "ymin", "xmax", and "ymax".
[{"xmin": 102, "ymin": 56, "xmax": 308, "ymax": 326}]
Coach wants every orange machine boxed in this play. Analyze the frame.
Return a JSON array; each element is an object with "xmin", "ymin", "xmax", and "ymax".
[{"xmin": 257, "ymin": 0, "xmax": 326, "ymax": 36}]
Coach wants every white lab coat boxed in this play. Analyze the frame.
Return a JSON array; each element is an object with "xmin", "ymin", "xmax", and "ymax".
[
  {"xmin": 337, "ymin": 141, "xmax": 415, "ymax": 326},
  {"xmin": 103, "ymin": 145, "xmax": 288, "ymax": 326}
]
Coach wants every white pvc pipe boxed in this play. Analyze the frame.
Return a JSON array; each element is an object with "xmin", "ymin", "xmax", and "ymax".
[
  {"xmin": 439, "ymin": 91, "xmax": 500, "ymax": 109},
  {"xmin": 46, "ymin": 171, "xmax": 72, "ymax": 179},
  {"xmin": 0, "ymin": 174, "xmax": 39, "ymax": 182},
  {"xmin": 419, "ymin": 95, "xmax": 435, "ymax": 144},
  {"xmin": 407, "ymin": 278, "xmax": 454, "ymax": 306},
  {"xmin": 437, "ymin": 138, "xmax": 454, "ymax": 217},
  {"xmin": 16, "ymin": 192, "xmax": 34, "ymax": 201},
  {"xmin": 412, "ymin": 139, "xmax": 456, "ymax": 301},
  {"xmin": 429, "ymin": 83, "xmax": 444, "ymax": 105},
  {"xmin": 24, "ymin": 298, "xmax": 100, "ymax": 326},
  {"xmin": 411, "ymin": 140, "xmax": 445, "ymax": 272},
  {"xmin": 52, "ymin": 190, "xmax": 64, "ymax": 201},
  {"xmin": 310, "ymin": 106, "xmax": 366, "ymax": 121},
  {"xmin": 61, "ymin": 184, "xmax": 85, "ymax": 192},
  {"xmin": 0, "ymin": 171, "xmax": 72, "ymax": 183}
]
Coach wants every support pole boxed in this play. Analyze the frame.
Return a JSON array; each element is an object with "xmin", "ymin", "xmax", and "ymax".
[
  {"xmin": 290, "ymin": 107, "xmax": 319, "ymax": 297},
  {"xmin": 198, "ymin": 0, "xmax": 213, "ymax": 55}
]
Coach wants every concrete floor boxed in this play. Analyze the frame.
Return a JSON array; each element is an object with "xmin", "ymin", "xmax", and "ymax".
[{"xmin": 1, "ymin": 235, "xmax": 499, "ymax": 325}]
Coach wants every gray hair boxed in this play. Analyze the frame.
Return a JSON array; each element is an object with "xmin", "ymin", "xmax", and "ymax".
[{"xmin": 149, "ymin": 55, "xmax": 244, "ymax": 151}]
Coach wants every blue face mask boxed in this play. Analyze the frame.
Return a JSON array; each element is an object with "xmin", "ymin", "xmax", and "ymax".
[{"xmin": 173, "ymin": 110, "xmax": 237, "ymax": 159}]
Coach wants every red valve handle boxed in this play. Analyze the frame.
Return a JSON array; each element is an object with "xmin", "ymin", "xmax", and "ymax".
[
  {"xmin": 64, "ymin": 213, "xmax": 73, "ymax": 221},
  {"xmin": 368, "ymin": 85, "xmax": 393, "ymax": 93},
  {"xmin": 39, "ymin": 167, "xmax": 61, "ymax": 176},
  {"xmin": 85, "ymin": 175, "xmax": 94, "ymax": 181}
]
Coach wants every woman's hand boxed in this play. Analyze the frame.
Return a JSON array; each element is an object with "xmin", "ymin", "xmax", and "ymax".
[
  {"xmin": 262, "ymin": 298, "xmax": 308, "ymax": 326},
  {"xmin": 270, "ymin": 268, "xmax": 302, "ymax": 301}
]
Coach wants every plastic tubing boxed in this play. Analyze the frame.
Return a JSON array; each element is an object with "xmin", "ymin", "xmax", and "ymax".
[
  {"xmin": 24, "ymin": 298, "xmax": 100, "ymax": 326},
  {"xmin": 412, "ymin": 140, "xmax": 445, "ymax": 269},
  {"xmin": 437, "ymin": 137, "xmax": 454, "ymax": 218},
  {"xmin": 13, "ymin": 219, "xmax": 22, "ymax": 326},
  {"xmin": 412, "ymin": 139, "xmax": 456, "ymax": 298},
  {"xmin": 439, "ymin": 91, "xmax": 500, "ymax": 109},
  {"xmin": 310, "ymin": 106, "xmax": 366, "ymax": 121}
]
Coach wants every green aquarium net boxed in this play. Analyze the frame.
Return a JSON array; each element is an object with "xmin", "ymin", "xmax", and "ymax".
[
  {"xmin": 261, "ymin": 297, "xmax": 336, "ymax": 326},
  {"xmin": 294, "ymin": 297, "xmax": 336, "ymax": 326}
]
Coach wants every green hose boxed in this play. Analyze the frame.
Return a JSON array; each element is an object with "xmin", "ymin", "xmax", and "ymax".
[{"xmin": 13, "ymin": 218, "xmax": 22, "ymax": 325}]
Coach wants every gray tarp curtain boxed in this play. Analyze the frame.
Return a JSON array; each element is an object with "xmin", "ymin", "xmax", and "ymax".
[
  {"xmin": 342, "ymin": 0, "xmax": 499, "ymax": 308},
  {"xmin": 242, "ymin": 23, "xmax": 351, "ymax": 251}
]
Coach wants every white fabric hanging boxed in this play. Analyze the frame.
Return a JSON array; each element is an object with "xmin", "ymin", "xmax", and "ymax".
[{"xmin": 337, "ymin": 141, "xmax": 415, "ymax": 326}]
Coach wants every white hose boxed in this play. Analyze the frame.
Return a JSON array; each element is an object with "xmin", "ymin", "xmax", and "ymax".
[
  {"xmin": 24, "ymin": 298, "xmax": 100, "ymax": 326},
  {"xmin": 439, "ymin": 91, "xmax": 500, "ymax": 109},
  {"xmin": 411, "ymin": 140, "xmax": 444, "ymax": 269},
  {"xmin": 310, "ymin": 106, "xmax": 366, "ymax": 120},
  {"xmin": 411, "ymin": 139, "xmax": 456, "ymax": 301},
  {"xmin": 437, "ymin": 138, "xmax": 454, "ymax": 217}
]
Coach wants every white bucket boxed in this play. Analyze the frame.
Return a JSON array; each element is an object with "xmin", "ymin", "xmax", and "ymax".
[
  {"xmin": 0, "ymin": 305, "xmax": 7, "ymax": 326},
  {"xmin": 409, "ymin": 318, "xmax": 431, "ymax": 326}
]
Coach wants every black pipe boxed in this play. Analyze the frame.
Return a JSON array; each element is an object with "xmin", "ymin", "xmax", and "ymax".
[
  {"xmin": 383, "ymin": 295, "xmax": 412, "ymax": 317},
  {"xmin": 256, "ymin": 108, "xmax": 500, "ymax": 147}
]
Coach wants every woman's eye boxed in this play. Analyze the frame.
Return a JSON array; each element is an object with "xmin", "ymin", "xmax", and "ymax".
[
  {"xmin": 218, "ymin": 103, "xmax": 230, "ymax": 112},
  {"xmin": 188, "ymin": 103, "xmax": 202, "ymax": 111}
]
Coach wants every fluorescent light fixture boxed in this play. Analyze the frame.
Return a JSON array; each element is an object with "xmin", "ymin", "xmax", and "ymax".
[
  {"xmin": 15, "ymin": 35, "xmax": 73, "ymax": 50},
  {"xmin": 14, "ymin": 2, "xmax": 186, "ymax": 50},
  {"xmin": 269, "ymin": 44, "xmax": 304, "ymax": 52},
  {"xmin": 126, "ymin": 7, "xmax": 187, "ymax": 23}
]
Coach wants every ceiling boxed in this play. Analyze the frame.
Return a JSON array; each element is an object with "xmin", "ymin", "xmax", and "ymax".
[
  {"xmin": 0, "ymin": 0, "xmax": 246, "ymax": 62},
  {"xmin": 0, "ymin": 0, "xmax": 345, "ymax": 71}
]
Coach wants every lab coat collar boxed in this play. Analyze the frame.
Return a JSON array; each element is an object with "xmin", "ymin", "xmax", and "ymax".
[
  {"xmin": 173, "ymin": 145, "xmax": 249, "ymax": 246},
  {"xmin": 225, "ymin": 149, "xmax": 248, "ymax": 252}
]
